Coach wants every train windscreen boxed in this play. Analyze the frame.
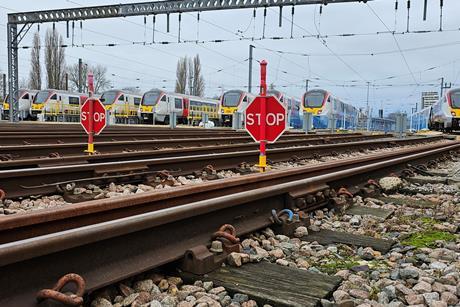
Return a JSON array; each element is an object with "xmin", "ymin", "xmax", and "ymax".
[
  {"xmin": 100, "ymin": 91, "xmax": 118, "ymax": 105},
  {"xmin": 222, "ymin": 91, "xmax": 242, "ymax": 107},
  {"xmin": 34, "ymin": 91, "xmax": 51, "ymax": 104},
  {"xmin": 142, "ymin": 91, "xmax": 161, "ymax": 106},
  {"xmin": 451, "ymin": 91, "xmax": 460, "ymax": 108},
  {"xmin": 304, "ymin": 91, "xmax": 325, "ymax": 108}
]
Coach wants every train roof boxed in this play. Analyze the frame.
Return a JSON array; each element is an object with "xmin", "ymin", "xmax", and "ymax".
[{"xmin": 37, "ymin": 89, "xmax": 88, "ymax": 96}]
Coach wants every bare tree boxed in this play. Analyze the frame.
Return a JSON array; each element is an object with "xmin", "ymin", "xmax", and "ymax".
[
  {"xmin": 187, "ymin": 57, "xmax": 193, "ymax": 95},
  {"xmin": 191, "ymin": 55, "xmax": 205, "ymax": 97},
  {"xmin": 175, "ymin": 57, "xmax": 188, "ymax": 94},
  {"xmin": 67, "ymin": 62, "xmax": 111, "ymax": 94},
  {"xmin": 45, "ymin": 28, "xmax": 66, "ymax": 89},
  {"xmin": 29, "ymin": 32, "xmax": 42, "ymax": 90}
]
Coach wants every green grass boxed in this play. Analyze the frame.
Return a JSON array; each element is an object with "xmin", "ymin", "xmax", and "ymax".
[
  {"xmin": 318, "ymin": 258, "xmax": 361, "ymax": 274},
  {"xmin": 419, "ymin": 217, "xmax": 437, "ymax": 226},
  {"xmin": 401, "ymin": 230, "xmax": 457, "ymax": 248}
]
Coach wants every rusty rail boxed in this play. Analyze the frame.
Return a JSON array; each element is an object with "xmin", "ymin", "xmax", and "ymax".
[
  {"xmin": 0, "ymin": 136, "xmax": 443, "ymax": 198},
  {"xmin": 0, "ymin": 133, "xmax": 392, "ymax": 166},
  {"xmin": 0, "ymin": 142, "xmax": 457, "ymax": 306}
]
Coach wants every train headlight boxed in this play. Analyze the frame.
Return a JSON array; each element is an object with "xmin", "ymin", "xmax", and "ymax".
[
  {"xmin": 317, "ymin": 110, "xmax": 322, "ymax": 114},
  {"xmin": 451, "ymin": 112, "xmax": 456, "ymax": 116}
]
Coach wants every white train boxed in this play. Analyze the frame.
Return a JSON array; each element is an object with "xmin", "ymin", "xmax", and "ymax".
[
  {"xmin": 302, "ymin": 89, "xmax": 358, "ymax": 129},
  {"xmin": 429, "ymin": 88, "xmax": 460, "ymax": 131},
  {"xmin": 219, "ymin": 90, "xmax": 256, "ymax": 127},
  {"xmin": 2, "ymin": 89, "xmax": 38, "ymax": 120},
  {"xmin": 31, "ymin": 89, "xmax": 89, "ymax": 121},
  {"xmin": 100, "ymin": 90, "xmax": 142, "ymax": 124},
  {"xmin": 267, "ymin": 90, "xmax": 303, "ymax": 129},
  {"xmin": 139, "ymin": 89, "xmax": 220, "ymax": 125}
]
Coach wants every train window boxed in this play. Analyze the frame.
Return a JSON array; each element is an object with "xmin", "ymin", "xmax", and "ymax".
[
  {"xmin": 22, "ymin": 94, "xmax": 29, "ymax": 100},
  {"xmin": 304, "ymin": 91, "xmax": 325, "ymax": 108},
  {"xmin": 134, "ymin": 97, "xmax": 141, "ymax": 105},
  {"xmin": 69, "ymin": 97, "xmax": 80, "ymax": 105},
  {"xmin": 451, "ymin": 91, "xmax": 460, "ymax": 108},
  {"xmin": 175, "ymin": 98, "xmax": 182, "ymax": 109},
  {"xmin": 50, "ymin": 94, "xmax": 57, "ymax": 100},
  {"xmin": 161, "ymin": 95, "xmax": 167, "ymax": 102},
  {"xmin": 118, "ymin": 95, "xmax": 124, "ymax": 101},
  {"xmin": 242, "ymin": 96, "xmax": 248, "ymax": 103},
  {"xmin": 222, "ymin": 91, "xmax": 241, "ymax": 107}
]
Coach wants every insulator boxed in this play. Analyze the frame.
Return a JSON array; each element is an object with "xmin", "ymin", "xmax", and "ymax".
[
  {"xmin": 167, "ymin": 13, "xmax": 170, "ymax": 32},
  {"xmin": 279, "ymin": 6, "xmax": 282, "ymax": 27}
]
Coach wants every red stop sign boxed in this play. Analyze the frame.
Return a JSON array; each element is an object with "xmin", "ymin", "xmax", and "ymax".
[
  {"xmin": 245, "ymin": 96, "xmax": 287, "ymax": 143},
  {"xmin": 80, "ymin": 99, "xmax": 107, "ymax": 135}
]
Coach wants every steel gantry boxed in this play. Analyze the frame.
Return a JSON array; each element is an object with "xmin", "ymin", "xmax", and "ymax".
[{"xmin": 6, "ymin": 0, "xmax": 369, "ymax": 122}]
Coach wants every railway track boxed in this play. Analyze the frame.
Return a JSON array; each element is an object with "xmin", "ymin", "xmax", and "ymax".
[
  {"xmin": 0, "ymin": 140, "xmax": 458, "ymax": 306},
  {"xmin": 0, "ymin": 133, "xmax": 390, "ymax": 163},
  {"xmin": 0, "ymin": 136, "xmax": 444, "ymax": 198}
]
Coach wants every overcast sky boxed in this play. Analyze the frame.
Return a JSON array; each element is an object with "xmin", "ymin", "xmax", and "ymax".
[{"xmin": 1, "ymin": 0, "xmax": 460, "ymax": 115}]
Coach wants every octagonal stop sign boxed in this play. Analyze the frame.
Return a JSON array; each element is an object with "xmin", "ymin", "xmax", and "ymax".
[
  {"xmin": 80, "ymin": 98, "xmax": 107, "ymax": 135},
  {"xmin": 245, "ymin": 96, "xmax": 287, "ymax": 143}
]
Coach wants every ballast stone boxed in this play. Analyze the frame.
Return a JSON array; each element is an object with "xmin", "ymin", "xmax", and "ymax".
[{"xmin": 379, "ymin": 177, "xmax": 403, "ymax": 192}]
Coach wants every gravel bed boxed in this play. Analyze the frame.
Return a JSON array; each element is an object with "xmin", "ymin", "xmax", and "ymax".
[
  {"xmin": 221, "ymin": 159, "xmax": 460, "ymax": 307},
  {"xmin": 90, "ymin": 273, "xmax": 270, "ymax": 307},
  {"xmin": 0, "ymin": 141, "xmax": 450, "ymax": 217}
]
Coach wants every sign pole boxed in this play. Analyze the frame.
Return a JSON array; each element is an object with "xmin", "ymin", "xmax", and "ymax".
[
  {"xmin": 259, "ymin": 60, "xmax": 267, "ymax": 173},
  {"xmin": 87, "ymin": 71, "xmax": 95, "ymax": 154}
]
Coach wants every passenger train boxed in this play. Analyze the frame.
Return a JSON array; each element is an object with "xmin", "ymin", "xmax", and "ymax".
[
  {"xmin": 267, "ymin": 90, "xmax": 303, "ymax": 129},
  {"xmin": 428, "ymin": 88, "xmax": 460, "ymax": 131},
  {"xmin": 302, "ymin": 89, "xmax": 358, "ymax": 129},
  {"xmin": 220, "ymin": 90, "xmax": 256, "ymax": 127},
  {"xmin": 100, "ymin": 90, "xmax": 142, "ymax": 124},
  {"xmin": 139, "ymin": 89, "xmax": 220, "ymax": 125},
  {"xmin": 2, "ymin": 89, "xmax": 38, "ymax": 120},
  {"xmin": 31, "ymin": 89, "xmax": 88, "ymax": 121}
]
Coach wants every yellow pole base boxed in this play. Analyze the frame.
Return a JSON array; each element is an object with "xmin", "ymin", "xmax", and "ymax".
[
  {"xmin": 85, "ymin": 143, "xmax": 95, "ymax": 155},
  {"xmin": 256, "ymin": 155, "xmax": 267, "ymax": 173}
]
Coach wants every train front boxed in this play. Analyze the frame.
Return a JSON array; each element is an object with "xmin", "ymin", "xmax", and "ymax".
[
  {"xmin": 448, "ymin": 88, "xmax": 460, "ymax": 129},
  {"xmin": 100, "ymin": 90, "xmax": 121, "ymax": 113},
  {"xmin": 302, "ymin": 89, "xmax": 328, "ymax": 128},
  {"xmin": 139, "ymin": 90, "xmax": 162, "ymax": 124},
  {"xmin": 30, "ymin": 90, "xmax": 53, "ymax": 119},
  {"xmin": 220, "ymin": 90, "xmax": 244, "ymax": 127}
]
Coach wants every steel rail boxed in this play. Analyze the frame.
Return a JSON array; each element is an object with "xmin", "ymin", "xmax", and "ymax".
[
  {"xmin": 0, "ymin": 139, "xmax": 454, "ymax": 244},
  {"xmin": 0, "ymin": 134, "xmax": 391, "ymax": 163},
  {"xmin": 0, "ymin": 141, "xmax": 455, "ymax": 307},
  {"xmin": 0, "ymin": 131, "xmax": 363, "ymax": 145},
  {"xmin": 0, "ymin": 136, "xmax": 443, "ymax": 198}
]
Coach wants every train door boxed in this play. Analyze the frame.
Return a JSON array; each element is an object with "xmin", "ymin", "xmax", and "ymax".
[{"xmin": 174, "ymin": 97, "xmax": 183, "ymax": 117}]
